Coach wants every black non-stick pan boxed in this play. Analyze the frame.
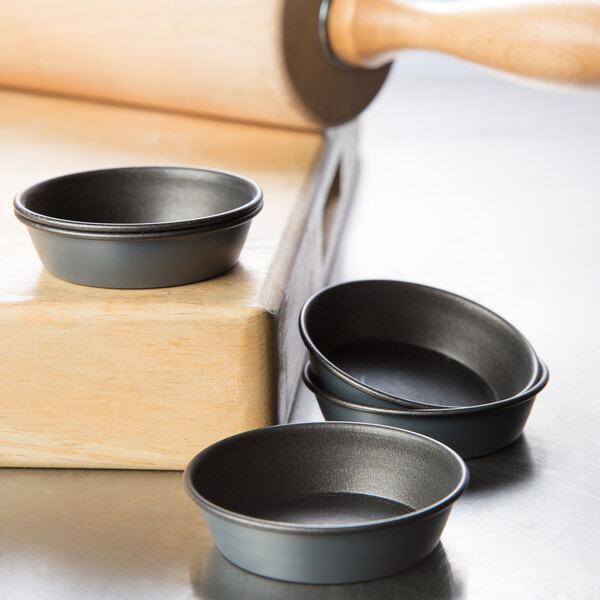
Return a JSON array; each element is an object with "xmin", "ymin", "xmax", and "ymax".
[
  {"xmin": 184, "ymin": 422, "xmax": 468, "ymax": 584},
  {"xmin": 14, "ymin": 166, "xmax": 263, "ymax": 288},
  {"xmin": 303, "ymin": 361, "xmax": 549, "ymax": 459},
  {"xmin": 300, "ymin": 280, "xmax": 541, "ymax": 410}
]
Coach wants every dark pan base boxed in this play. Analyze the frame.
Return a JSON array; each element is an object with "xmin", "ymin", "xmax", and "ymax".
[
  {"xmin": 201, "ymin": 507, "xmax": 453, "ymax": 584},
  {"xmin": 316, "ymin": 395, "xmax": 536, "ymax": 459},
  {"xmin": 28, "ymin": 223, "xmax": 250, "ymax": 288},
  {"xmin": 245, "ymin": 493, "xmax": 414, "ymax": 525},
  {"xmin": 329, "ymin": 340, "xmax": 497, "ymax": 408},
  {"xmin": 303, "ymin": 362, "xmax": 548, "ymax": 459}
]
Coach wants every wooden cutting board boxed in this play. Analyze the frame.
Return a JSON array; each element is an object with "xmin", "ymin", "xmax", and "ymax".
[{"xmin": 0, "ymin": 89, "xmax": 356, "ymax": 469}]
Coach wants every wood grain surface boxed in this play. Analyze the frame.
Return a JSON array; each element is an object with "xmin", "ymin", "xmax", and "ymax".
[
  {"xmin": 0, "ymin": 0, "xmax": 389, "ymax": 129},
  {"xmin": 329, "ymin": 0, "xmax": 600, "ymax": 83},
  {"xmin": 1, "ymin": 0, "xmax": 597, "ymax": 134},
  {"xmin": 0, "ymin": 89, "xmax": 356, "ymax": 468}
]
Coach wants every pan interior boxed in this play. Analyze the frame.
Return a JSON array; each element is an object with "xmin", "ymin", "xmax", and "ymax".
[
  {"xmin": 304, "ymin": 281, "xmax": 537, "ymax": 404},
  {"xmin": 329, "ymin": 340, "xmax": 497, "ymax": 408},
  {"xmin": 20, "ymin": 168, "xmax": 257, "ymax": 226},
  {"xmin": 244, "ymin": 493, "xmax": 414, "ymax": 526},
  {"xmin": 190, "ymin": 423, "xmax": 465, "ymax": 528}
]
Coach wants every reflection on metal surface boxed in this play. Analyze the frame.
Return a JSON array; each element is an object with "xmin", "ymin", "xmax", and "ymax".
[
  {"xmin": 0, "ymin": 467, "xmax": 463, "ymax": 599},
  {"xmin": 0, "ymin": 469, "xmax": 211, "ymax": 599},
  {"xmin": 464, "ymin": 436, "xmax": 536, "ymax": 496},
  {"xmin": 192, "ymin": 544, "xmax": 462, "ymax": 600},
  {"xmin": 1, "ymin": 77, "xmax": 599, "ymax": 599}
]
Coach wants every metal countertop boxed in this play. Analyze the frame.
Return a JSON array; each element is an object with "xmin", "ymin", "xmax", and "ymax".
[{"xmin": 1, "ymin": 74, "xmax": 598, "ymax": 599}]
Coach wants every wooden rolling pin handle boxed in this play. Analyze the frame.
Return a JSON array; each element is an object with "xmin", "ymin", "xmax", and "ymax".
[{"xmin": 327, "ymin": 0, "xmax": 600, "ymax": 84}]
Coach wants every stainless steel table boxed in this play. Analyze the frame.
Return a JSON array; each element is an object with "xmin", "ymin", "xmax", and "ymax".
[{"xmin": 1, "ymin": 73, "xmax": 598, "ymax": 599}]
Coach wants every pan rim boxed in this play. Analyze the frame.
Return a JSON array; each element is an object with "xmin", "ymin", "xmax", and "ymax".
[
  {"xmin": 14, "ymin": 201, "xmax": 262, "ymax": 240},
  {"xmin": 13, "ymin": 165, "xmax": 263, "ymax": 236},
  {"xmin": 184, "ymin": 421, "xmax": 469, "ymax": 534},
  {"xmin": 299, "ymin": 279, "xmax": 541, "ymax": 410},
  {"xmin": 303, "ymin": 360, "xmax": 548, "ymax": 416}
]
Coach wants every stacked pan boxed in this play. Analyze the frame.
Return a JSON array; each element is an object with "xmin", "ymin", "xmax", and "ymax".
[
  {"xmin": 13, "ymin": 166, "xmax": 263, "ymax": 289},
  {"xmin": 185, "ymin": 279, "xmax": 547, "ymax": 585},
  {"xmin": 13, "ymin": 170, "xmax": 548, "ymax": 585},
  {"xmin": 300, "ymin": 280, "xmax": 549, "ymax": 459}
]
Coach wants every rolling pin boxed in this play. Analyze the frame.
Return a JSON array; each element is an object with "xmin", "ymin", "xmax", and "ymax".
[{"xmin": 0, "ymin": 0, "xmax": 598, "ymax": 130}]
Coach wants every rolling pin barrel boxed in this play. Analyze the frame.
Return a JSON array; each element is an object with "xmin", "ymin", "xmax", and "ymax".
[
  {"xmin": 0, "ymin": 0, "xmax": 389, "ymax": 130},
  {"xmin": 0, "ymin": 0, "xmax": 598, "ymax": 130}
]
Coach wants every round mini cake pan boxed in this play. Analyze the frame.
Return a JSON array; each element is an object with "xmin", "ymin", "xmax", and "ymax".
[
  {"xmin": 13, "ymin": 166, "xmax": 263, "ymax": 288},
  {"xmin": 303, "ymin": 362, "xmax": 549, "ymax": 459},
  {"xmin": 299, "ymin": 280, "xmax": 540, "ymax": 410},
  {"xmin": 184, "ymin": 422, "xmax": 468, "ymax": 584}
]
